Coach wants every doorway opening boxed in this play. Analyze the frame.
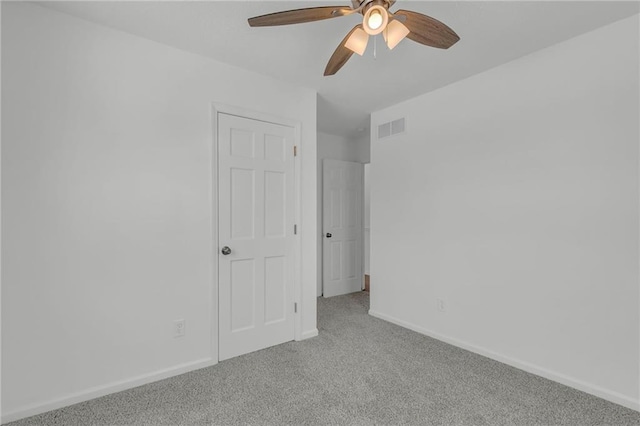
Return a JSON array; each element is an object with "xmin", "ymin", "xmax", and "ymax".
[{"xmin": 317, "ymin": 132, "xmax": 371, "ymax": 299}]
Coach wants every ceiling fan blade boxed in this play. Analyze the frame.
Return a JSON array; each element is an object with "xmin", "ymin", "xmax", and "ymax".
[
  {"xmin": 324, "ymin": 24, "xmax": 362, "ymax": 76},
  {"xmin": 248, "ymin": 6, "xmax": 354, "ymax": 27},
  {"xmin": 393, "ymin": 10, "xmax": 459, "ymax": 49}
]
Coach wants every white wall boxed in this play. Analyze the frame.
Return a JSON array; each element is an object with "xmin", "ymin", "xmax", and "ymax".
[
  {"xmin": 1, "ymin": 3, "xmax": 317, "ymax": 422},
  {"xmin": 370, "ymin": 15, "xmax": 639, "ymax": 410},
  {"xmin": 317, "ymin": 132, "xmax": 370, "ymax": 165},
  {"xmin": 316, "ymin": 132, "xmax": 369, "ymax": 296}
]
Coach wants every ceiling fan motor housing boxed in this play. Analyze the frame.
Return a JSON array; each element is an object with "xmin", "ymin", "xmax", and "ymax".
[{"xmin": 360, "ymin": 0, "xmax": 392, "ymax": 15}]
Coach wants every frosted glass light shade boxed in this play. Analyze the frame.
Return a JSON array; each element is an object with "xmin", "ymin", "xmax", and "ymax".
[
  {"xmin": 363, "ymin": 5, "xmax": 388, "ymax": 35},
  {"xmin": 368, "ymin": 10, "xmax": 383, "ymax": 30},
  {"xmin": 345, "ymin": 27, "xmax": 369, "ymax": 56},
  {"xmin": 383, "ymin": 20, "xmax": 410, "ymax": 50}
]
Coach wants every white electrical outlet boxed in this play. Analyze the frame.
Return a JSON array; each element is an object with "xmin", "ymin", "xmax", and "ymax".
[
  {"xmin": 437, "ymin": 298, "xmax": 447, "ymax": 312},
  {"xmin": 174, "ymin": 319, "xmax": 185, "ymax": 337}
]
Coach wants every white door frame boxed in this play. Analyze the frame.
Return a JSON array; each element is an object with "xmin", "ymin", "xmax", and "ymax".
[
  {"xmin": 321, "ymin": 159, "xmax": 365, "ymax": 297},
  {"xmin": 211, "ymin": 103, "xmax": 302, "ymax": 362}
]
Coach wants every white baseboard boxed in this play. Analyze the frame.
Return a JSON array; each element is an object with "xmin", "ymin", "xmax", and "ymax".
[
  {"xmin": 300, "ymin": 328, "xmax": 319, "ymax": 340},
  {"xmin": 1, "ymin": 357, "xmax": 217, "ymax": 424},
  {"xmin": 368, "ymin": 309, "xmax": 640, "ymax": 412}
]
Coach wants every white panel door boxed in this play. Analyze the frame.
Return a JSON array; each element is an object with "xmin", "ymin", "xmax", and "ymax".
[
  {"xmin": 218, "ymin": 113, "xmax": 295, "ymax": 361},
  {"xmin": 322, "ymin": 159, "xmax": 364, "ymax": 297}
]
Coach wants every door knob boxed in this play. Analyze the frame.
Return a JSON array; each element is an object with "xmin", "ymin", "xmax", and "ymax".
[
  {"xmin": 326, "ymin": 233, "xmax": 332, "ymax": 238},
  {"xmin": 221, "ymin": 246, "xmax": 232, "ymax": 255}
]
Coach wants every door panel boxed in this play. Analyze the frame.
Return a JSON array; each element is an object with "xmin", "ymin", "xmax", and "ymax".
[
  {"xmin": 264, "ymin": 255, "xmax": 286, "ymax": 324},
  {"xmin": 231, "ymin": 168, "xmax": 255, "ymax": 239},
  {"xmin": 230, "ymin": 258, "xmax": 255, "ymax": 332},
  {"xmin": 264, "ymin": 171, "xmax": 286, "ymax": 237},
  {"xmin": 218, "ymin": 113, "xmax": 295, "ymax": 361},
  {"xmin": 322, "ymin": 159, "xmax": 364, "ymax": 297}
]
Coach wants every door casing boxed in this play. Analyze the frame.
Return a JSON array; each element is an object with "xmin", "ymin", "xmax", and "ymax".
[
  {"xmin": 211, "ymin": 103, "xmax": 302, "ymax": 362},
  {"xmin": 321, "ymin": 159, "xmax": 365, "ymax": 297}
]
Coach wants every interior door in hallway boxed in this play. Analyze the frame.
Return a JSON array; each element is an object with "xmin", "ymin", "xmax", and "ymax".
[
  {"xmin": 218, "ymin": 112, "xmax": 295, "ymax": 361},
  {"xmin": 322, "ymin": 159, "xmax": 364, "ymax": 297}
]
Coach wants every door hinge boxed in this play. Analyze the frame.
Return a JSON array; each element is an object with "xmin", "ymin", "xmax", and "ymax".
[
  {"xmin": 294, "ymin": 224, "xmax": 297, "ymax": 235},
  {"xmin": 294, "ymin": 302, "xmax": 298, "ymax": 313},
  {"xmin": 293, "ymin": 145, "xmax": 298, "ymax": 156}
]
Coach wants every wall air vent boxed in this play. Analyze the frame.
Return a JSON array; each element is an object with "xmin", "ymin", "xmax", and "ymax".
[{"xmin": 377, "ymin": 117, "xmax": 405, "ymax": 139}]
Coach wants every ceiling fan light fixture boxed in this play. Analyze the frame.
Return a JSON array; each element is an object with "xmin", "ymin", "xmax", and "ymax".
[
  {"xmin": 345, "ymin": 27, "xmax": 369, "ymax": 56},
  {"xmin": 383, "ymin": 19, "xmax": 410, "ymax": 50},
  {"xmin": 363, "ymin": 5, "xmax": 388, "ymax": 35},
  {"xmin": 247, "ymin": 3, "xmax": 460, "ymax": 76}
]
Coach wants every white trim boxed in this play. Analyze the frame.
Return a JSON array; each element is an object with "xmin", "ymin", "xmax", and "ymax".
[
  {"xmin": 211, "ymin": 103, "xmax": 303, "ymax": 352},
  {"xmin": 212, "ymin": 103, "xmax": 300, "ymax": 129},
  {"xmin": 299, "ymin": 328, "xmax": 319, "ymax": 340},
  {"xmin": 320, "ymin": 159, "xmax": 365, "ymax": 298},
  {"xmin": 293, "ymin": 123, "xmax": 303, "ymax": 341},
  {"xmin": 0, "ymin": 3, "xmax": 3, "ymax": 421},
  {"xmin": 637, "ymin": 33, "xmax": 640, "ymax": 414},
  {"xmin": 1, "ymin": 358, "xmax": 217, "ymax": 424},
  {"xmin": 368, "ymin": 309, "xmax": 640, "ymax": 412},
  {"xmin": 210, "ymin": 104, "xmax": 220, "ymax": 364},
  {"xmin": 360, "ymin": 164, "xmax": 365, "ymax": 290}
]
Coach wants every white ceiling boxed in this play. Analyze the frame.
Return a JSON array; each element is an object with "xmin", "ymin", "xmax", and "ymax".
[{"xmin": 38, "ymin": 1, "xmax": 639, "ymax": 139}]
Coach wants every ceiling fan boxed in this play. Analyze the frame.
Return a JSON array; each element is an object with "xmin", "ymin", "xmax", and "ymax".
[{"xmin": 248, "ymin": 0, "xmax": 460, "ymax": 76}]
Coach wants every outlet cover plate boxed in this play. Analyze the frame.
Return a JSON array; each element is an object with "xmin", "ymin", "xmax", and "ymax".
[{"xmin": 174, "ymin": 319, "xmax": 185, "ymax": 337}]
